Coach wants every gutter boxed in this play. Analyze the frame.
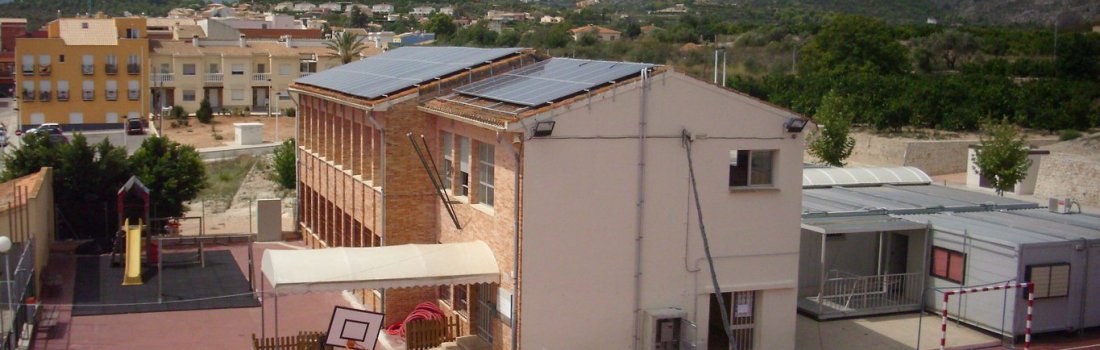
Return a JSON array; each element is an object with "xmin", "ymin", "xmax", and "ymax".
[{"xmin": 506, "ymin": 133, "xmax": 523, "ymax": 350}]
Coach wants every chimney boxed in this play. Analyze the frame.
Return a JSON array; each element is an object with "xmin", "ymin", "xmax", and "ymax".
[
  {"xmin": 192, "ymin": 35, "xmax": 200, "ymax": 47},
  {"xmin": 239, "ymin": 34, "xmax": 246, "ymax": 47},
  {"xmin": 95, "ymin": 11, "xmax": 105, "ymax": 19}
]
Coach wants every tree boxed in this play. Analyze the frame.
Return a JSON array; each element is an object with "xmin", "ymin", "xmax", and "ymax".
[
  {"xmin": 426, "ymin": 13, "xmax": 456, "ymax": 38},
  {"xmin": 807, "ymin": 91, "xmax": 856, "ymax": 167},
  {"xmin": 348, "ymin": 6, "xmax": 369, "ymax": 28},
  {"xmin": 1, "ymin": 132, "xmax": 59, "ymax": 180},
  {"xmin": 129, "ymin": 137, "xmax": 206, "ymax": 218},
  {"xmin": 1056, "ymin": 32, "xmax": 1100, "ymax": 81},
  {"xmin": 797, "ymin": 15, "xmax": 910, "ymax": 76},
  {"xmin": 196, "ymin": 97, "xmax": 214, "ymax": 124},
  {"xmin": 325, "ymin": 30, "xmax": 367, "ymax": 64},
  {"xmin": 272, "ymin": 138, "xmax": 296, "ymax": 190},
  {"xmin": 914, "ymin": 29, "xmax": 978, "ymax": 71},
  {"xmin": 972, "ymin": 119, "xmax": 1031, "ymax": 196}
]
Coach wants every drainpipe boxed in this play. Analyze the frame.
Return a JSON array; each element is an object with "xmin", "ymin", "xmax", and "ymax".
[
  {"xmin": 632, "ymin": 68, "xmax": 650, "ymax": 350},
  {"xmin": 287, "ymin": 92, "xmax": 301, "ymax": 233},
  {"xmin": 509, "ymin": 133, "xmax": 523, "ymax": 350}
]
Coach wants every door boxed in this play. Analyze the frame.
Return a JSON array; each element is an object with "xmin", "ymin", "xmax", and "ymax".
[
  {"xmin": 475, "ymin": 284, "xmax": 495, "ymax": 343},
  {"xmin": 708, "ymin": 291, "xmax": 756, "ymax": 350},
  {"xmin": 205, "ymin": 88, "xmax": 221, "ymax": 108},
  {"xmin": 253, "ymin": 87, "xmax": 268, "ymax": 109},
  {"xmin": 887, "ymin": 233, "xmax": 909, "ymax": 275}
]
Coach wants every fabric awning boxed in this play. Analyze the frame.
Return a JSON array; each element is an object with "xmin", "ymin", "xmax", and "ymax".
[
  {"xmin": 261, "ymin": 241, "xmax": 500, "ymax": 295},
  {"xmin": 802, "ymin": 214, "xmax": 928, "ymax": 234}
]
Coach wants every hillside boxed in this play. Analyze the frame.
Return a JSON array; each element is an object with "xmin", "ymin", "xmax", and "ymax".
[{"xmin": 678, "ymin": 0, "xmax": 1098, "ymax": 26}]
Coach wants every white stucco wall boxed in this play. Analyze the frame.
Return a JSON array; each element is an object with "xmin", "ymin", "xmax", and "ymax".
[{"xmin": 521, "ymin": 72, "xmax": 802, "ymax": 349}]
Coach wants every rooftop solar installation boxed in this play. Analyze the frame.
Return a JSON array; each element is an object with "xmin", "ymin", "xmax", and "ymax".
[
  {"xmin": 455, "ymin": 58, "xmax": 654, "ymax": 107},
  {"xmin": 295, "ymin": 46, "xmax": 524, "ymax": 99}
]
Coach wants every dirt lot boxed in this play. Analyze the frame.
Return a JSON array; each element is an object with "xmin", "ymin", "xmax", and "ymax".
[
  {"xmin": 160, "ymin": 115, "xmax": 296, "ymax": 149},
  {"xmin": 182, "ymin": 154, "xmax": 296, "ymax": 236}
]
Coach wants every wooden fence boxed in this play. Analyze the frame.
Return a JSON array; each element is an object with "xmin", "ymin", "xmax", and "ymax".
[
  {"xmin": 252, "ymin": 331, "xmax": 333, "ymax": 350},
  {"xmin": 406, "ymin": 315, "xmax": 463, "ymax": 350}
]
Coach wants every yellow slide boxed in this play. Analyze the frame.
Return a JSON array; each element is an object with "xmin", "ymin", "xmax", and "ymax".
[{"xmin": 121, "ymin": 218, "xmax": 144, "ymax": 286}]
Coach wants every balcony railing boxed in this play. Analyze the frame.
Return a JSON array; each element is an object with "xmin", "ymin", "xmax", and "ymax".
[
  {"xmin": 105, "ymin": 64, "xmax": 118, "ymax": 75},
  {"xmin": 105, "ymin": 90, "xmax": 117, "ymax": 101},
  {"xmin": 38, "ymin": 64, "xmax": 51, "ymax": 76},
  {"xmin": 300, "ymin": 71, "xmax": 314, "ymax": 77},
  {"xmin": 58, "ymin": 91, "xmax": 69, "ymax": 101},
  {"xmin": 150, "ymin": 73, "xmax": 174, "ymax": 83},
  {"xmin": 83, "ymin": 90, "xmax": 94, "ymax": 101},
  {"xmin": 127, "ymin": 63, "xmax": 140, "ymax": 75},
  {"xmin": 205, "ymin": 73, "xmax": 223, "ymax": 83},
  {"xmin": 799, "ymin": 271, "xmax": 923, "ymax": 320},
  {"xmin": 128, "ymin": 89, "xmax": 139, "ymax": 100},
  {"xmin": 22, "ymin": 66, "xmax": 34, "ymax": 76},
  {"xmin": 39, "ymin": 91, "xmax": 51, "ymax": 101},
  {"xmin": 251, "ymin": 72, "xmax": 270, "ymax": 81},
  {"xmin": 82, "ymin": 64, "xmax": 94, "ymax": 75},
  {"xmin": 21, "ymin": 90, "xmax": 34, "ymax": 101}
]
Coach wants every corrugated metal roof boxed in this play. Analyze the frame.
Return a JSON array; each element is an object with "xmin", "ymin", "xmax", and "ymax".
[
  {"xmin": 899, "ymin": 209, "xmax": 1100, "ymax": 247},
  {"xmin": 294, "ymin": 46, "xmax": 523, "ymax": 99},
  {"xmin": 802, "ymin": 215, "xmax": 928, "ymax": 234},
  {"xmin": 802, "ymin": 166, "xmax": 932, "ymax": 188},
  {"xmin": 455, "ymin": 58, "xmax": 653, "ymax": 106},
  {"xmin": 802, "ymin": 184, "xmax": 1037, "ymax": 215}
]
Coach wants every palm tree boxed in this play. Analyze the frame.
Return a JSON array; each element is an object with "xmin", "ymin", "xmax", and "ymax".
[{"xmin": 325, "ymin": 31, "xmax": 366, "ymax": 64}]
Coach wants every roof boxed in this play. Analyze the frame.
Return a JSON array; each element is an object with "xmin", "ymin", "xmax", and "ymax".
[
  {"xmin": 237, "ymin": 28, "xmax": 322, "ymax": 39},
  {"xmin": 151, "ymin": 39, "xmax": 356, "ymax": 58},
  {"xmin": 570, "ymin": 24, "xmax": 621, "ymax": 35},
  {"xmin": 294, "ymin": 46, "xmax": 524, "ymax": 100},
  {"xmin": 803, "ymin": 166, "xmax": 932, "ymax": 188},
  {"xmin": 802, "ymin": 214, "xmax": 928, "ymax": 234},
  {"xmin": 802, "ymin": 184, "xmax": 1037, "ymax": 215},
  {"xmin": 261, "ymin": 241, "xmax": 500, "ymax": 294},
  {"xmin": 455, "ymin": 57, "xmax": 653, "ymax": 107},
  {"xmin": 174, "ymin": 24, "xmax": 205, "ymax": 39},
  {"xmin": 57, "ymin": 18, "xmax": 118, "ymax": 46},
  {"xmin": 901, "ymin": 209, "xmax": 1100, "ymax": 247},
  {"xmin": 0, "ymin": 168, "xmax": 50, "ymax": 214},
  {"xmin": 146, "ymin": 18, "xmax": 196, "ymax": 28}
]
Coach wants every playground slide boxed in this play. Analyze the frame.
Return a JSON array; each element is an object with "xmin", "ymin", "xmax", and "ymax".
[{"xmin": 121, "ymin": 219, "xmax": 143, "ymax": 286}]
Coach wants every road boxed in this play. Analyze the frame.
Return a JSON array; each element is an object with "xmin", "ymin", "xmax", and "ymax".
[{"xmin": 0, "ymin": 99, "xmax": 148, "ymax": 174}]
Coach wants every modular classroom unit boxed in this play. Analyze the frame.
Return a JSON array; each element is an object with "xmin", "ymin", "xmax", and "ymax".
[{"xmin": 797, "ymin": 167, "xmax": 1100, "ymax": 336}]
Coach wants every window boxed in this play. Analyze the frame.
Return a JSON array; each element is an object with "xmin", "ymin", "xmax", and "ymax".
[
  {"xmin": 59, "ymin": 55, "xmax": 65, "ymax": 63},
  {"xmin": 231, "ymin": 89, "xmax": 244, "ymax": 101},
  {"xmin": 299, "ymin": 61, "xmax": 317, "ymax": 73},
  {"xmin": 125, "ymin": 28, "xmax": 139, "ymax": 39},
  {"xmin": 256, "ymin": 63, "xmax": 267, "ymax": 73},
  {"xmin": 208, "ymin": 63, "xmax": 220, "ymax": 73},
  {"xmin": 1026, "ymin": 263, "xmax": 1070, "ymax": 299},
  {"xmin": 279, "ymin": 64, "xmax": 292, "ymax": 76},
  {"xmin": 441, "ymin": 132, "xmax": 453, "ymax": 191},
  {"xmin": 81, "ymin": 22, "xmax": 88, "ymax": 29},
  {"xmin": 231, "ymin": 64, "xmax": 245, "ymax": 75},
  {"xmin": 105, "ymin": 80, "xmax": 118, "ymax": 100},
  {"xmin": 38, "ymin": 55, "xmax": 51, "ymax": 75},
  {"xmin": 458, "ymin": 136, "xmax": 471, "ymax": 197},
  {"xmin": 69, "ymin": 112, "xmax": 84, "ymax": 124},
  {"xmin": 729, "ymin": 150, "xmax": 775, "ymax": 188},
  {"xmin": 21, "ymin": 81, "xmax": 34, "ymax": 101},
  {"xmin": 182, "ymin": 90, "xmax": 196, "ymax": 102},
  {"xmin": 127, "ymin": 55, "xmax": 140, "ymax": 74},
  {"xmin": 128, "ymin": 81, "xmax": 139, "ymax": 100},
  {"xmin": 38, "ymin": 81, "xmax": 51, "ymax": 101},
  {"xmin": 182, "ymin": 63, "xmax": 196, "ymax": 75},
  {"xmin": 82, "ymin": 55, "xmax": 94, "ymax": 75},
  {"xmin": 106, "ymin": 112, "xmax": 119, "ymax": 124},
  {"xmin": 57, "ymin": 80, "xmax": 69, "ymax": 100},
  {"xmin": 21, "ymin": 55, "xmax": 33, "ymax": 74},
  {"xmin": 454, "ymin": 284, "xmax": 468, "ymax": 316},
  {"xmin": 159, "ymin": 63, "xmax": 170, "ymax": 73},
  {"xmin": 931, "ymin": 247, "xmax": 966, "ymax": 284},
  {"xmin": 438, "ymin": 285, "xmax": 452, "ymax": 306},
  {"xmin": 477, "ymin": 143, "xmax": 495, "ymax": 206},
  {"xmin": 82, "ymin": 80, "xmax": 94, "ymax": 100},
  {"xmin": 105, "ymin": 55, "xmax": 117, "ymax": 74}
]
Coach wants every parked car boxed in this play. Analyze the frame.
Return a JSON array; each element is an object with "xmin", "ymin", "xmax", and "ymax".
[
  {"xmin": 22, "ymin": 124, "xmax": 68, "ymax": 144},
  {"xmin": 0, "ymin": 126, "xmax": 7, "ymax": 147},
  {"xmin": 125, "ymin": 118, "xmax": 145, "ymax": 135}
]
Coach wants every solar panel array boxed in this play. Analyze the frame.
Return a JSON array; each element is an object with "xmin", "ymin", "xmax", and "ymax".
[
  {"xmin": 455, "ymin": 58, "xmax": 654, "ymax": 107},
  {"xmin": 295, "ymin": 46, "xmax": 523, "ymax": 99}
]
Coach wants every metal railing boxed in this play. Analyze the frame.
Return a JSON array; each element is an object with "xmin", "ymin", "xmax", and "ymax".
[
  {"xmin": 251, "ymin": 72, "xmax": 270, "ymax": 81},
  {"xmin": 150, "ymin": 73, "xmax": 174, "ymax": 83},
  {"xmin": 82, "ymin": 90, "xmax": 94, "ymax": 101},
  {"xmin": 127, "ymin": 63, "xmax": 140, "ymax": 75},
  {"xmin": 105, "ymin": 90, "xmax": 117, "ymax": 101},
  {"xmin": 20, "ymin": 90, "xmax": 33, "ymax": 102},
  {"xmin": 105, "ymin": 64, "xmax": 118, "ymax": 75},
  {"xmin": 38, "ymin": 91, "xmax": 50, "ymax": 102},
  {"xmin": 0, "ymin": 241, "xmax": 37, "ymax": 350},
  {"xmin": 806, "ymin": 271, "xmax": 923, "ymax": 319},
  {"xmin": 57, "ymin": 91, "xmax": 69, "ymax": 101},
  {"xmin": 205, "ymin": 73, "xmax": 223, "ymax": 82},
  {"xmin": 81, "ymin": 65, "xmax": 94, "ymax": 75},
  {"xmin": 128, "ymin": 90, "xmax": 140, "ymax": 100},
  {"xmin": 37, "ymin": 65, "xmax": 50, "ymax": 76}
]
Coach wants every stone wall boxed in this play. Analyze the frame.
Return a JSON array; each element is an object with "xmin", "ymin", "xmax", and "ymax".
[
  {"xmin": 1034, "ymin": 153, "xmax": 1100, "ymax": 207},
  {"xmin": 840, "ymin": 133, "xmax": 1059, "ymax": 176}
]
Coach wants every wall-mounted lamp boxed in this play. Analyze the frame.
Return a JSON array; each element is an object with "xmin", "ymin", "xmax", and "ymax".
[
  {"xmin": 785, "ymin": 117, "xmax": 808, "ymax": 133},
  {"xmin": 533, "ymin": 121, "xmax": 555, "ymax": 137}
]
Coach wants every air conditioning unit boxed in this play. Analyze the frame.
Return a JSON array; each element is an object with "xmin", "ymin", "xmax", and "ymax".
[
  {"xmin": 640, "ymin": 307, "xmax": 689, "ymax": 350},
  {"xmin": 1049, "ymin": 197, "xmax": 1076, "ymax": 214}
]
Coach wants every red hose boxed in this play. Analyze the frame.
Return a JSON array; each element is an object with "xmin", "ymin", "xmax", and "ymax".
[{"xmin": 384, "ymin": 302, "xmax": 445, "ymax": 337}]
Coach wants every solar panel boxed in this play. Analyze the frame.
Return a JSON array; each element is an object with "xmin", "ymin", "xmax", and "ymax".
[
  {"xmin": 455, "ymin": 58, "xmax": 654, "ymax": 107},
  {"xmin": 295, "ymin": 46, "xmax": 524, "ymax": 99}
]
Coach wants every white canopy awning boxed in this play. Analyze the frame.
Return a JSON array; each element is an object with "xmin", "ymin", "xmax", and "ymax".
[{"xmin": 261, "ymin": 241, "xmax": 500, "ymax": 295}]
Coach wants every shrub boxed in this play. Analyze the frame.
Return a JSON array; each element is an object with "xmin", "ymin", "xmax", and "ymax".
[
  {"xmin": 196, "ymin": 98, "xmax": 214, "ymax": 124},
  {"xmin": 170, "ymin": 105, "xmax": 186, "ymax": 119},
  {"xmin": 1059, "ymin": 129, "xmax": 1083, "ymax": 141},
  {"xmin": 283, "ymin": 107, "xmax": 296, "ymax": 117},
  {"xmin": 272, "ymin": 138, "xmax": 296, "ymax": 189}
]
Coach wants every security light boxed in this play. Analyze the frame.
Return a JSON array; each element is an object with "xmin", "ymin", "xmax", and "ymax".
[
  {"xmin": 533, "ymin": 121, "xmax": 555, "ymax": 137},
  {"xmin": 785, "ymin": 118, "xmax": 808, "ymax": 133}
]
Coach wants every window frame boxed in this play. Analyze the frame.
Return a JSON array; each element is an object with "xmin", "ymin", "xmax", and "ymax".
[
  {"xmin": 454, "ymin": 284, "xmax": 469, "ymax": 317},
  {"xmin": 182, "ymin": 89, "xmax": 196, "ymax": 102},
  {"xmin": 729, "ymin": 149, "xmax": 777, "ymax": 189},
  {"xmin": 441, "ymin": 132, "xmax": 453, "ymax": 192},
  {"xmin": 931, "ymin": 246, "xmax": 966, "ymax": 284},
  {"xmin": 231, "ymin": 64, "xmax": 245, "ymax": 75},
  {"xmin": 477, "ymin": 142, "xmax": 495, "ymax": 207},
  {"xmin": 1025, "ymin": 263, "xmax": 1071, "ymax": 299},
  {"xmin": 457, "ymin": 136, "xmax": 471, "ymax": 197},
  {"xmin": 182, "ymin": 63, "xmax": 197, "ymax": 76}
]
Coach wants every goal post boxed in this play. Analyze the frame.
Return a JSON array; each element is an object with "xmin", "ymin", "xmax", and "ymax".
[{"xmin": 940, "ymin": 281, "xmax": 1034, "ymax": 350}]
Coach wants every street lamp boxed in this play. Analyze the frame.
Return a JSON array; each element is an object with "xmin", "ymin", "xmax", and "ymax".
[{"xmin": 0, "ymin": 236, "xmax": 11, "ymax": 347}]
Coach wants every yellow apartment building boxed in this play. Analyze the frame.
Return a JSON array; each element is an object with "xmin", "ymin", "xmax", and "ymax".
[
  {"xmin": 15, "ymin": 16, "xmax": 149, "ymax": 130},
  {"xmin": 148, "ymin": 36, "xmax": 365, "ymax": 114}
]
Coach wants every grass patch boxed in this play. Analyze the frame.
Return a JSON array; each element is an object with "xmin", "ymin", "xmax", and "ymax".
[{"xmin": 198, "ymin": 155, "xmax": 257, "ymax": 206}]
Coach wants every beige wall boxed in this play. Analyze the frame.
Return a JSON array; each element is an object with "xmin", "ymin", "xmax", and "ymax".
[
  {"xmin": 1035, "ymin": 153, "xmax": 1100, "ymax": 207},
  {"xmin": 520, "ymin": 72, "xmax": 802, "ymax": 349},
  {"xmin": 0, "ymin": 168, "xmax": 54, "ymax": 297}
]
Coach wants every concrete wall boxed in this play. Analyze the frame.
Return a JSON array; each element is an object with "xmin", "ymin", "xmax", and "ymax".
[
  {"xmin": 522, "ymin": 72, "xmax": 801, "ymax": 349},
  {"xmin": 0, "ymin": 168, "xmax": 54, "ymax": 297},
  {"xmin": 1034, "ymin": 153, "xmax": 1100, "ymax": 207},
  {"xmin": 846, "ymin": 134, "xmax": 976, "ymax": 175}
]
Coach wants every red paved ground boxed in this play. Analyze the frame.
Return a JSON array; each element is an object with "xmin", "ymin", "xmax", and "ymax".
[{"xmin": 34, "ymin": 241, "xmax": 352, "ymax": 349}]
